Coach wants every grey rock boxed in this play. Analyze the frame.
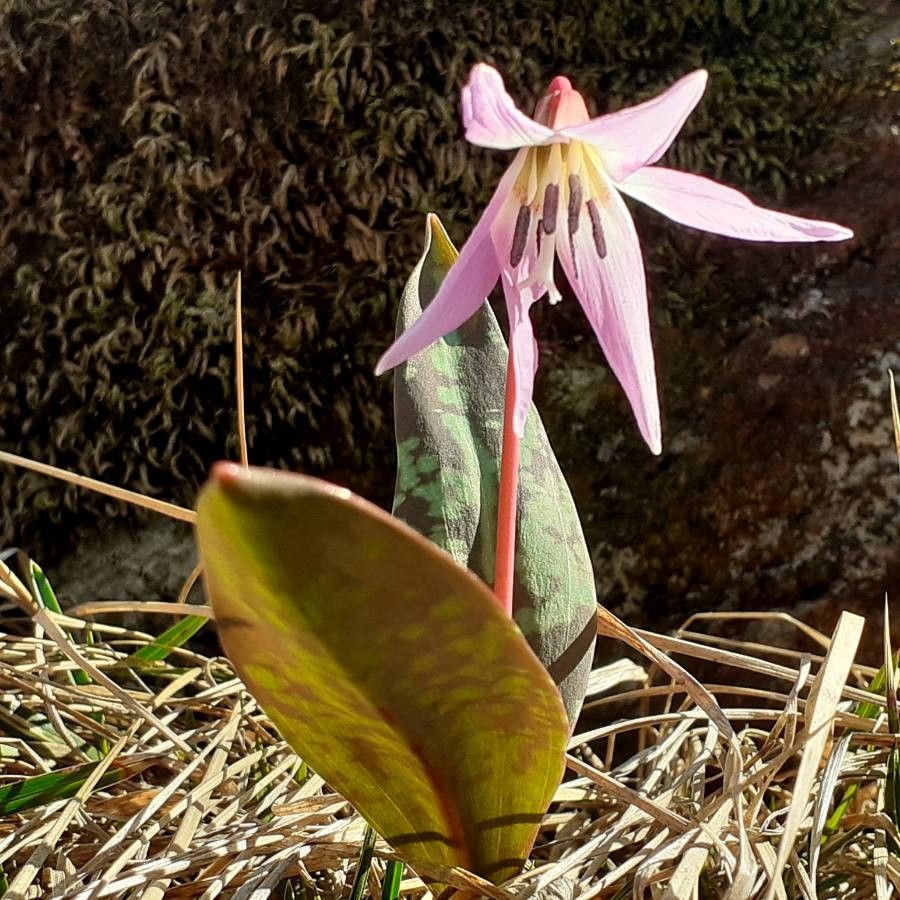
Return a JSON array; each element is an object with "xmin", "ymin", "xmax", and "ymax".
[{"xmin": 46, "ymin": 515, "xmax": 197, "ymax": 607}]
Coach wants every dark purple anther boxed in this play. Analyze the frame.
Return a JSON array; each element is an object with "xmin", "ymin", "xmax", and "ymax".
[
  {"xmin": 587, "ymin": 199, "xmax": 607, "ymax": 259},
  {"xmin": 542, "ymin": 183, "xmax": 559, "ymax": 234},
  {"xmin": 510, "ymin": 205, "xmax": 531, "ymax": 268},
  {"xmin": 567, "ymin": 174, "xmax": 582, "ymax": 236}
]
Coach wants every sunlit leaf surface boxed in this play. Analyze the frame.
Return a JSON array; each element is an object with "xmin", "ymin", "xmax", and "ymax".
[{"xmin": 197, "ymin": 464, "xmax": 568, "ymax": 883}]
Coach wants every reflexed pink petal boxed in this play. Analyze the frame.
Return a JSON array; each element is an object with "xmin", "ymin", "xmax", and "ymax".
[
  {"xmin": 563, "ymin": 70, "xmax": 708, "ymax": 183},
  {"xmin": 462, "ymin": 63, "xmax": 557, "ymax": 150},
  {"xmin": 556, "ymin": 184, "xmax": 661, "ymax": 454},
  {"xmin": 618, "ymin": 167, "xmax": 855, "ymax": 242},
  {"xmin": 500, "ymin": 279, "xmax": 540, "ymax": 437},
  {"xmin": 375, "ymin": 225, "xmax": 497, "ymax": 375},
  {"xmin": 376, "ymin": 160, "xmax": 525, "ymax": 375}
]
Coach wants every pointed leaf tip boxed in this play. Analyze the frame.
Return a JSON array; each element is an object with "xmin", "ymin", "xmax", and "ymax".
[
  {"xmin": 211, "ymin": 460, "xmax": 247, "ymax": 487},
  {"xmin": 424, "ymin": 212, "xmax": 458, "ymax": 270}
]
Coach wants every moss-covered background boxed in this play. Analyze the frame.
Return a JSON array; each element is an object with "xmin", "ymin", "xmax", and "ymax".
[{"xmin": 0, "ymin": 0, "xmax": 890, "ymax": 619}]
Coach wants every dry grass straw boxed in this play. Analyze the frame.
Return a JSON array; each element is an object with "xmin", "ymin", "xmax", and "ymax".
[{"xmin": 0, "ymin": 554, "xmax": 891, "ymax": 898}]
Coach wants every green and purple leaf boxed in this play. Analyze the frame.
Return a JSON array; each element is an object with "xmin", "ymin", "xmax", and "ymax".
[
  {"xmin": 392, "ymin": 213, "xmax": 597, "ymax": 723},
  {"xmin": 196, "ymin": 464, "xmax": 568, "ymax": 884}
]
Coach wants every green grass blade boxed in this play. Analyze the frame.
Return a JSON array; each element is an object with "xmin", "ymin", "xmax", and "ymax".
[
  {"xmin": 887, "ymin": 746, "xmax": 900, "ymax": 844},
  {"xmin": 348, "ymin": 824, "xmax": 377, "ymax": 900},
  {"xmin": 29, "ymin": 561, "xmax": 92, "ymax": 687},
  {"xmin": 886, "ymin": 648, "xmax": 899, "ymax": 736},
  {"xmin": 823, "ymin": 784, "xmax": 859, "ymax": 839},
  {"xmin": 381, "ymin": 860, "xmax": 403, "ymax": 900},
  {"xmin": 29, "ymin": 561, "xmax": 63, "ymax": 615},
  {"xmin": 884, "ymin": 609, "xmax": 900, "ymax": 844},
  {"xmin": 0, "ymin": 757, "xmax": 151, "ymax": 815},
  {"xmin": 824, "ymin": 647, "xmax": 899, "ymax": 838},
  {"xmin": 127, "ymin": 615, "xmax": 207, "ymax": 663},
  {"xmin": 0, "ymin": 704, "xmax": 73, "ymax": 757},
  {"xmin": 29, "ymin": 560, "xmax": 109, "ymax": 752}
]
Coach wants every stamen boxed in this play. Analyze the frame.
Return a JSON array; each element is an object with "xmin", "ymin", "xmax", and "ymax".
[
  {"xmin": 524, "ymin": 150, "xmax": 539, "ymax": 204},
  {"xmin": 567, "ymin": 174, "xmax": 582, "ymax": 236},
  {"xmin": 586, "ymin": 200, "xmax": 607, "ymax": 259},
  {"xmin": 542, "ymin": 183, "xmax": 559, "ymax": 235},
  {"xmin": 566, "ymin": 141, "xmax": 583, "ymax": 177},
  {"xmin": 510, "ymin": 205, "xmax": 531, "ymax": 268}
]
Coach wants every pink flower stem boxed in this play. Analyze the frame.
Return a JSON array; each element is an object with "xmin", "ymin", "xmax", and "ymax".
[{"xmin": 493, "ymin": 350, "xmax": 520, "ymax": 618}]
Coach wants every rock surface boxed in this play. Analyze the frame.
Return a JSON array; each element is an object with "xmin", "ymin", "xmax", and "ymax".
[{"xmin": 48, "ymin": 515, "xmax": 198, "ymax": 607}]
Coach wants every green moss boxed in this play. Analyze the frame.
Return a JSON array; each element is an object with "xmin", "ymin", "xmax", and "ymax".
[{"xmin": 0, "ymin": 0, "xmax": 866, "ymax": 551}]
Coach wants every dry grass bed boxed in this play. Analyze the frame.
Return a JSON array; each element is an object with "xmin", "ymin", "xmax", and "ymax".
[{"xmin": 0, "ymin": 550, "xmax": 895, "ymax": 898}]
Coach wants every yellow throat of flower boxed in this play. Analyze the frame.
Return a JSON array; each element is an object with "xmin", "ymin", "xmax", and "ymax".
[{"xmin": 508, "ymin": 141, "xmax": 611, "ymax": 281}]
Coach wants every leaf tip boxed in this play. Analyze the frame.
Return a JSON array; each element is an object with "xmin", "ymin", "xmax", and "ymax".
[
  {"xmin": 211, "ymin": 461, "xmax": 249, "ymax": 487},
  {"xmin": 425, "ymin": 213, "xmax": 458, "ymax": 268}
]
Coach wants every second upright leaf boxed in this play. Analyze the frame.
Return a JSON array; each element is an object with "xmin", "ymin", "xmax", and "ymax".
[{"xmin": 392, "ymin": 214, "xmax": 597, "ymax": 723}]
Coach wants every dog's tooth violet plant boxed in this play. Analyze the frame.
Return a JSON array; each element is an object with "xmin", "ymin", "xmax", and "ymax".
[
  {"xmin": 191, "ymin": 63, "xmax": 854, "ymax": 891},
  {"xmin": 377, "ymin": 63, "xmax": 853, "ymax": 615}
]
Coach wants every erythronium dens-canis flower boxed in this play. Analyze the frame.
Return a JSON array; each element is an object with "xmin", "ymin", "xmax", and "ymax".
[{"xmin": 377, "ymin": 63, "xmax": 852, "ymax": 454}]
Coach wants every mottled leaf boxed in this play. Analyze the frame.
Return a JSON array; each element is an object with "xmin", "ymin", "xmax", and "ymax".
[
  {"xmin": 392, "ymin": 213, "xmax": 597, "ymax": 723},
  {"xmin": 196, "ymin": 463, "xmax": 568, "ymax": 884}
]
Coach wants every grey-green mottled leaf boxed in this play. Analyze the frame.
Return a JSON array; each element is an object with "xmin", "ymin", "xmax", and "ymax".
[{"xmin": 391, "ymin": 213, "xmax": 597, "ymax": 723}]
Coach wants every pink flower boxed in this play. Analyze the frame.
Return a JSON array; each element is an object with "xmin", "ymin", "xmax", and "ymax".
[{"xmin": 376, "ymin": 64, "xmax": 852, "ymax": 454}]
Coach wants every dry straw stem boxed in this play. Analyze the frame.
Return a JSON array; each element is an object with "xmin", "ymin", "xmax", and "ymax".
[
  {"xmin": 0, "ymin": 587, "xmax": 889, "ymax": 898},
  {"xmin": 0, "ymin": 439, "xmax": 889, "ymax": 895},
  {"xmin": 0, "ymin": 450, "xmax": 195, "ymax": 525},
  {"xmin": 235, "ymin": 271, "xmax": 249, "ymax": 470},
  {"xmin": 762, "ymin": 611, "xmax": 864, "ymax": 900}
]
